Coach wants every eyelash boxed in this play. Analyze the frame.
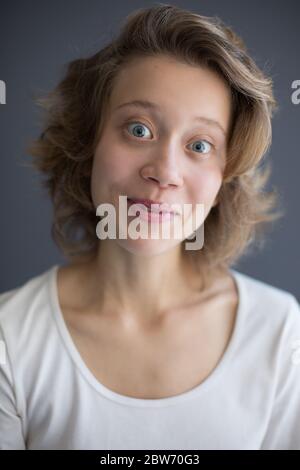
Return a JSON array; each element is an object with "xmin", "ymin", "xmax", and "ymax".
[{"xmin": 122, "ymin": 120, "xmax": 215, "ymax": 154}]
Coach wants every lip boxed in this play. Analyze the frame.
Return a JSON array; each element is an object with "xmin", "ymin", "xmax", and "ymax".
[{"xmin": 127, "ymin": 197, "xmax": 180, "ymax": 215}]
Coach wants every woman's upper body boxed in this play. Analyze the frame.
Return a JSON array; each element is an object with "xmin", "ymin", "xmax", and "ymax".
[
  {"xmin": 2, "ymin": 3, "xmax": 297, "ymax": 452},
  {"xmin": 1, "ymin": 263, "xmax": 300, "ymax": 450}
]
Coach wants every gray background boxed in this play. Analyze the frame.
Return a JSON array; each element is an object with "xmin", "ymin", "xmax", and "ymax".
[{"xmin": 0, "ymin": 0, "xmax": 299, "ymax": 300}]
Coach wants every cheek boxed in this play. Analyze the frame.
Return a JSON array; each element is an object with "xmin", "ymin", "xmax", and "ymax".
[
  {"xmin": 188, "ymin": 166, "xmax": 222, "ymax": 203},
  {"xmin": 90, "ymin": 140, "xmax": 137, "ymax": 203}
]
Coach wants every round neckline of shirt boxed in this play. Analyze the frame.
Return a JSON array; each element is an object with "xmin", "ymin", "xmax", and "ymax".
[{"xmin": 48, "ymin": 263, "xmax": 247, "ymax": 408}]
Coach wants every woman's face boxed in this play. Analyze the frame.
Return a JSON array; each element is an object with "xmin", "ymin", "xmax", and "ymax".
[{"xmin": 91, "ymin": 54, "xmax": 232, "ymax": 256}]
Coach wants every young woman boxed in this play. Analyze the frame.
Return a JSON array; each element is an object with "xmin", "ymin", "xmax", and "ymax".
[{"xmin": 1, "ymin": 4, "xmax": 300, "ymax": 450}]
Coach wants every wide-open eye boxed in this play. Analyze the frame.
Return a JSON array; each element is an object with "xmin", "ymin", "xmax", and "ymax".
[
  {"xmin": 189, "ymin": 139, "xmax": 213, "ymax": 154},
  {"xmin": 126, "ymin": 122, "xmax": 152, "ymax": 139}
]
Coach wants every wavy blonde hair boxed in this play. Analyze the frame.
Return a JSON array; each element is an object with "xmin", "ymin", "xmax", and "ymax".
[{"xmin": 27, "ymin": 3, "xmax": 284, "ymax": 288}]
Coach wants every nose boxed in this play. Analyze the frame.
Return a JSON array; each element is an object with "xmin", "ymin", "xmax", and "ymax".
[{"xmin": 140, "ymin": 145, "xmax": 183, "ymax": 189}]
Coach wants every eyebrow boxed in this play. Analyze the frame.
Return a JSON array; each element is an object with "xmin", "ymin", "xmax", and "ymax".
[{"xmin": 113, "ymin": 99, "xmax": 227, "ymax": 137}]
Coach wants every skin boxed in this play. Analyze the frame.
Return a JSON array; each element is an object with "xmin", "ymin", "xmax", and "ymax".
[{"xmin": 57, "ymin": 55, "xmax": 238, "ymax": 397}]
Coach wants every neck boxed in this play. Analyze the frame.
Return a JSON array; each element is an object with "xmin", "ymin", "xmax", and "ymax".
[{"xmin": 73, "ymin": 239, "xmax": 203, "ymax": 325}]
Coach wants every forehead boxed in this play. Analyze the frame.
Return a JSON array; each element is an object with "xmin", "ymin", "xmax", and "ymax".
[{"xmin": 109, "ymin": 55, "xmax": 232, "ymax": 133}]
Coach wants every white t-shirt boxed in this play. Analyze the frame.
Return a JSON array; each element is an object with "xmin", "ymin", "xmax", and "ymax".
[{"xmin": 0, "ymin": 264, "xmax": 300, "ymax": 450}]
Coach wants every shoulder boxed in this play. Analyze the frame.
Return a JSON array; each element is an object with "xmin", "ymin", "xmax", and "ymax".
[
  {"xmin": 232, "ymin": 268, "xmax": 300, "ymax": 319},
  {"xmin": 0, "ymin": 266, "xmax": 58, "ymax": 361},
  {"xmin": 235, "ymin": 274, "xmax": 300, "ymax": 449},
  {"xmin": 232, "ymin": 268, "xmax": 300, "ymax": 360}
]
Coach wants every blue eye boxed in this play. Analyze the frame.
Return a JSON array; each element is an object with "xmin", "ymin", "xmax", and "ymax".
[
  {"xmin": 125, "ymin": 121, "xmax": 213, "ymax": 155},
  {"xmin": 189, "ymin": 140, "xmax": 212, "ymax": 154},
  {"xmin": 127, "ymin": 122, "xmax": 152, "ymax": 139}
]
